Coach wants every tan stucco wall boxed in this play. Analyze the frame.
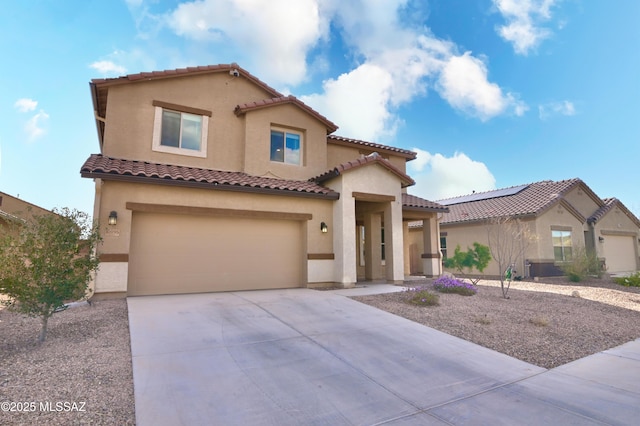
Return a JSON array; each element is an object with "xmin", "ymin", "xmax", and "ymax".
[
  {"xmin": 102, "ymin": 73, "xmax": 276, "ymax": 171},
  {"xmin": 242, "ymin": 103, "xmax": 329, "ymax": 179},
  {"xmin": 594, "ymin": 205, "xmax": 640, "ymax": 271},
  {"xmin": 439, "ymin": 219, "xmax": 538, "ymax": 277},
  {"xmin": 326, "ymin": 143, "xmax": 408, "ymax": 174},
  {"xmin": 0, "ymin": 192, "xmax": 53, "ymax": 220},
  {"xmin": 97, "ymin": 180, "xmax": 334, "ymax": 255},
  {"xmin": 563, "ymin": 186, "xmax": 601, "ymax": 219},
  {"xmin": 594, "ymin": 205, "xmax": 640, "ymax": 243},
  {"xmin": 93, "ymin": 179, "xmax": 335, "ymax": 292},
  {"xmin": 534, "ymin": 205, "xmax": 586, "ymax": 260}
]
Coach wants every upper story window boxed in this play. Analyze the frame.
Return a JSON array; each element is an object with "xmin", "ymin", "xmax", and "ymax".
[
  {"xmin": 152, "ymin": 100, "xmax": 210, "ymax": 158},
  {"xmin": 270, "ymin": 128, "xmax": 302, "ymax": 165},
  {"xmin": 552, "ymin": 229, "xmax": 572, "ymax": 261}
]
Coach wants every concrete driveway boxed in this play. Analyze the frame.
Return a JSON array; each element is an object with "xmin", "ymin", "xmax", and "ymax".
[{"xmin": 128, "ymin": 287, "xmax": 640, "ymax": 425}]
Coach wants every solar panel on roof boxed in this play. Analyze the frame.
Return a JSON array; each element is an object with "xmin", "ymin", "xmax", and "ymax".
[{"xmin": 439, "ymin": 184, "xmax": 530, "ymax": 206}]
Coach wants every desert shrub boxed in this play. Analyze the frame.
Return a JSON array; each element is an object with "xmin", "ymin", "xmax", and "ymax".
[
  {"xmin": 433, "ymin": 276, "xmax": 477, "ymax": 296},
  {"xmin": 404, "ymin": 286, "xmax": 440, "ymax": 306},
  {"xmin": 614, "ymin": 272, "xmax": 640, "ymax": 287},
  {"xmin": 560, "ymin": 247, "xmax": 602, "ymax": 282}
]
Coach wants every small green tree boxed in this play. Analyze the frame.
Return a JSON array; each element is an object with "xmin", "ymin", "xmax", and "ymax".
[
  {"xmin": 0, "ymin": 208, "xmax": 101, "ymax": 343},
  {"xmin": 443, "ymin": 242, "xmax": 492, "ymax": 284}
]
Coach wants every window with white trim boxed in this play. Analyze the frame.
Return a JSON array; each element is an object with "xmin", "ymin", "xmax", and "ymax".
[
  {"xmin": 552, "ymin": 230, "xmax": 572, "ymax": 261},
  {"xmin": 270, "ymin": 128, "xmax": 302, "ymax": 165},
  {"xmin": 152, "ymin": 101, "xmax": 210, "ymax": 158}
]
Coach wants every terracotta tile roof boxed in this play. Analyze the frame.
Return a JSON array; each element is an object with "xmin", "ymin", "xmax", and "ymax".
[
  {"xmin": 439, "ymin": 178, "xmax": 593, "ymax": 224},
  {"xmin": 402, "ymin": 193, "xmax": 449, "ymax": 212},
  {"xmin": 313, "ymin": 152, "xmax": 415, "ymax": 188},
  {"xmin": 91, "ymin": 63, "xmax": 283, "ymax": 97},
  {"xmin": 80, "ymin": 154, "xmax": 339, "ymax": 199},
  {"xmin": 589, "ymin": 197, "xmax": 640, "ymax": 228},
  {"xmin": 235, "ymin": 96, "xmax": 338, "ymax": 133},
  {"xmin": 90, "ymin": 63, "xmax": 284, "ymax": 147},
  {"xmin": 588, "ymin": 198, "xmax": 616, "ymax": 223},
  {"xmin": 327, "ymin": 135, "xmax": 417, "ymax": 160}
]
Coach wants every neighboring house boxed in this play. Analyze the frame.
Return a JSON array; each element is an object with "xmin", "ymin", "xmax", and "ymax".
[
  {"xmin": 409, "ymin": 179, "xmax": 640, "ymax": 278},
  {"xmin": 0, "ymin": 191, "xmax": 55, "ymax": 236},
  {"xmin": 81, "ymin": 64, "xmax": 448, "ymax": 297}
]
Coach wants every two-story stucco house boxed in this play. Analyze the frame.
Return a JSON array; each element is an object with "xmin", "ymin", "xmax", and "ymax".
[
  {"xmin": 81, "ymin": 64, "xmax": 448, "ymax": 297},
  {"xmin": 408, "ymin": 179, "xmax": 640, "ymax": 278}
]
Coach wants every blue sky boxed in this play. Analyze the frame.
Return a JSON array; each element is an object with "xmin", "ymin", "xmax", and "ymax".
[{"xmin": 1, "ymin": 0, "xmax": 639, "ymax": 217}]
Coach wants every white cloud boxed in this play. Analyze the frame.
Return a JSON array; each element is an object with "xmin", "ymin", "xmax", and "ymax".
[
  {"xmin": 89, "ymin": 60, "xmax": 127, "ymax": 76},
  {"xmin": 538, "ymin": 100, "xmax": 576, "ymax": 120},
  {"xmin": 14, "ymin": 98, "xmax": 38, "ymax": 113},
  {"xmin": 159, "ymin": 0, "xmax": 524, "ymax": 140},
  {"xmin": 166, "ymin": 0, "xmax": 325, "ymax": 86},
  {"xmin": 493, "ymin": 0, "xmax": 558, "ymax": 55},
  {"xmin": 301, "ymin": 64, "xmax": 397, "ymax": 140},
  {"xmin": 407, "ymin": 148, "xmax": 496, "ymax": 200},
  {"xmin": 24, "ymin": 110, "xmax": 49, "ymax": 141},
  {"xmin": 302, "ymin": 2, "xmax": 523, "ymax": 139},
  {"xmin": 437, "ymin": 52, "xmax": 527, "ymax": 120}
]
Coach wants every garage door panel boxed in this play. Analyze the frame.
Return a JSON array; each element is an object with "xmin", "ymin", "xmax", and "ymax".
[
  {"xmin": 128, "ymin": 212, "xmax": 303, "ymax": 295},
  {"xmin": 603, "ymin": 235, "xmax": 637, "ymax": 274}
]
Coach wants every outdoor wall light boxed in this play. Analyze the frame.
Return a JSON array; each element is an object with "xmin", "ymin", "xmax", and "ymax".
[
  {"xmin": 598, "ymin": 236, "xmax": 605, "ymax": 243},
  {"xmin": 108, "ymin": 211, "xmax": 118, "ymax": 226},
  {"xmin": 320, "ymin": 222, "xmax": 328, "ymax": 233}
]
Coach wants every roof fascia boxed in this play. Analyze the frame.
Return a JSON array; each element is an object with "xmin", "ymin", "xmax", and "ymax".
[
  {"xmin": 327, "ymin": 137, "xmax": 416, "ymax": 160},
  {"xmin": 91, "ymin": 64, "xmax": 283, "ymax": 98},
  {"xmin": 317, "ymin": 157, "xmax": 415, "ymax": 188},
  {"xmin": 403, "ymin": 206, "xmax": 450, "ymax": 214},
  {"xmin": 235, "ymin": 96, "xmax": 338, "ymax": 133},
  {"xmin": 81, "ymin": 171, "xmax": 340, "ymax": 201},
  {"xmin": 441, "ymin": 213, "xmax": 537, "ymax": 227}
]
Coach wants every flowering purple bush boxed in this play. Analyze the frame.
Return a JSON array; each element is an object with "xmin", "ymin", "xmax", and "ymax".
[{"xmin": 433, "ymin": 276, "xmax": 477, "ymax": 296}]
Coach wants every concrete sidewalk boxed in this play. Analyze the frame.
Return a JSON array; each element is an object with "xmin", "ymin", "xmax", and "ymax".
[{"xmin": 128, "ymin": 288, "xmax": 640, "ymax": 425}]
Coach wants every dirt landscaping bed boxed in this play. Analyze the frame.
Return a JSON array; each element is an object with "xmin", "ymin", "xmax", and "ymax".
[
  {"xmin": 353, "ymin": 276, "xmax": 640, "ymax": 369},
  {"xmin": 0, "ymin": 299, "xmax": 134, "ymax": 425}
]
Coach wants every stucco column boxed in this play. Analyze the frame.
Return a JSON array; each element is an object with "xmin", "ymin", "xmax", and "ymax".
[
  {"xmin": 403, "ymin": 221, "xmax": 411, "ymax": 275},
  {"xmin": 364, "ymin": 212, "xmax": 382, "ymax": 280},
  {"xmin": 422, "ymin": 217, "xmax": 441, "ymax": 277},
  {"xmin": 384, "ymin": 200, "xmax": 404, "ymax": 284},
  {"xmin": 333, "ymin": 189, "xmax": 357, "ymax": 287}
]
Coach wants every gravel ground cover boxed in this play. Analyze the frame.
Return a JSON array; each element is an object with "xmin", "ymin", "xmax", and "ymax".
[
  {"xmin": 1, "ymin": 276, "xmax": 639, "ymax": 424},
  {"xmin": 0, "ymin": 299, "xmax": 134, "ymax": 425},
  {"xmin": 353, "ymin": 276, "xmax": 640, "ymax": 369}
]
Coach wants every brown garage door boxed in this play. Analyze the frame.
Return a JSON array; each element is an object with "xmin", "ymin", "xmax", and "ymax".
[
  {"xmin": 128, "ymin": 212, "xmax": 304, "ymax": 296},
  {"xmin": 603, "ymin": 235, "xmax": 637, "ymax": 274}
]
